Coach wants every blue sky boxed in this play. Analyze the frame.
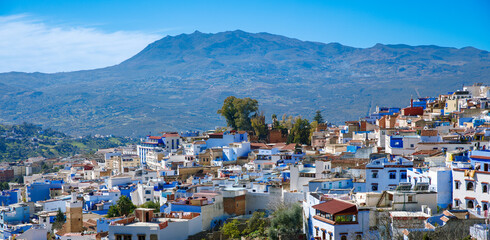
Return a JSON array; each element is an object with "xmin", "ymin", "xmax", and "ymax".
[{"xmin": 1, "ymin": 0, "xmax": 489, "ymax": 73}]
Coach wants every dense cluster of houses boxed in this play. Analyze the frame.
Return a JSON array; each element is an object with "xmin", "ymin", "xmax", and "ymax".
[{"xmin": 1, "ymin": 83, "xmax": 490, "ymax": 240}]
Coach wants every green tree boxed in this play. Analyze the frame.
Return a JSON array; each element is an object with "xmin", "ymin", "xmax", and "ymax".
[
  {"xmin": 271, "ymin": 114, "xmax": 280, "ymax": 129},
  {"xmin": 309, "ymin": 120, "xmax": 318, "ymax": 140},
  {"xmin": 0, "ymin": 182, "xmax": 9, "ymax": 191},
  {"xmin": 117, "ymin": 195, "xmax": 136, "ymax": 216},
  {"xmin": 52, "ymin": 208, "xmax": 66, "ymax": 230},
  {"xmin": 221, "ymin": 219, "xmax": 241, "ymax": 239},
  {"xmin": 106, "ymin": 195, "xmax": 136, "ymax": 217},
  {"xmin": 140, "ymin": 201, "xmax": 160, "ymax": 213},
  {"xmin": 268, "ymin": 204, "xmax": 303, "ymax": 240},
  {"xmin": 107, "ymin": 205, "xmax": 120, "ymax": 218},
  {"xmin": 217, "ymin": 96, "xmax": 239, "ymax": 129},
  {"xmin": 242, "ymin": 211, "xmax": 267, "ymax": 238},
  {"xmin": 280, "ymin": 114, "xmax": 294, "ymax": 130},
  {"xmin": 287, "ymin": 117, "xmax": 311, "ymax": 145},
  {"xmin": 217, "ymin": 96, "xmax": 259, "ymax": 131},
  {"xmin": 251, "ymin": 112, "xmax": 268, "ymax": 141},
  {"xmin": 313, "ymin": 110, "xmax": 324, "ymax": 123}
]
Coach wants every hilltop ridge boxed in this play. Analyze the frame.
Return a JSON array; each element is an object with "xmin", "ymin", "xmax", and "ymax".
[{"xmin": 0, "ymin": 30, "xmax": 488, "ymax": 136}]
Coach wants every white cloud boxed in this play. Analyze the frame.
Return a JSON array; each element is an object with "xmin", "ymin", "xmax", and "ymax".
[{"xmin": 0, "ymin": 15, "xmax": 163, "ymax": 73}]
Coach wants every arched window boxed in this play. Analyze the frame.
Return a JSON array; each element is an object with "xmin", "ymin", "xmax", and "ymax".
[
  {"xmin": 483, "ymin": 185, "xmax": 488, "ymax": 193},
  {"xmin": 467, "ymin": 200, "xmax": 474, "ymax": 209},
  {"xmin": 467, "ymin": 182, "xmax": 474, "ymax": 191}
]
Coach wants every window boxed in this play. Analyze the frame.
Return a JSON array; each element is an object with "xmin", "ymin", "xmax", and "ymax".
[
  {"xmin": 372, "ymin": 171, "xmax": 378, "ymax": 179},
  {"xmin": 138, "ymin": 235, "xmax": 146, "ymax": 240},
  {"xmin": 335, "ymin": 215, "xmax": 356, "ymax": 222},
  {"xmin": 389, "ymin": 172, "xmax": 396, "ymax": 179},
  {"xmin": 371, "ymin": 184, "xmax": 378, "ymax": 191},
  {"xmin": 483, "ymin": 185, "xmax": 488, "ymax": 193},
  {"xmin": 467, "ymin": 200, "xmax": 474, "ymax": 209},
  {"xmin": 455, "ymin": 200, "xmax": 459, "ymax": 207},
  {"xmin": 408, "ymin": 195, "xmax": 413, "ymax": 202},
  {"xmin": 145, "ymin": 190, "xmax": 151, "ymax": 195},
  {"xmin": 341, "ymin": 236, "xmax": 347, "ymax": 240},
  {"xmin": 455, "ymin": 181, "xmax": 460, "ymax": 189},
  {"xmin": 467, "ymin": 182, "xmax": 474, "ymax": 191},
  {"xmin": 400, "ymin": 171, "xmax": 407, "ymax": 179}
]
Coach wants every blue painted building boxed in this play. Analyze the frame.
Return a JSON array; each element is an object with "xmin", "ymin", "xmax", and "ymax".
[
  {"xmin": 308, "ymin": 178, "xmax": 354, "ymax": 194},
  {"xmin": 0, "ymin": 190, "xmax": 20, "ymax": 206},
  {"xmin": 0, "ymin": 223, "xmax": 33, "ymax": 240},
  {"xmin": 26, "ymin": 180, "xmax": 63, "ymax": 202},
  {"xmin": 0, "ymin": 203, "xmax": 30, "ymax": 226},
  {"xmin": 170, "ymin": 203, "xmax": 202, "ymax": 213}
]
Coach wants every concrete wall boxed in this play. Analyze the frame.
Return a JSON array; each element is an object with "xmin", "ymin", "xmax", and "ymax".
[
  {"xmin": 201, "ymin": 200, "xmax": 224, "ymax": 231},
  {"xmin": 245, "ymin": 188, "xmax": 282, "ymax": 214},
  {"xmin": 41, "ymin": 200, "xmax": 66, "ymax": 212}
]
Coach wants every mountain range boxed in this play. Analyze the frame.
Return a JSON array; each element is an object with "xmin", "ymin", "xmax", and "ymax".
[{"xmin": 0, "ymin": 30, "xmax": 489, "ymax": 136}]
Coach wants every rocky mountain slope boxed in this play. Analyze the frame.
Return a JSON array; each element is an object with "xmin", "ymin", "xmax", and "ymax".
[{"xmin": 0, "ymin": 30, "xmax": 488, "ymax": 136}]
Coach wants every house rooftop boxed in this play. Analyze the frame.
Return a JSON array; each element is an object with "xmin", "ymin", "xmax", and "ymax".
[
  {"xmin": 312, "ymin": 199, "xmax": 357, "ymax": 215},
  {"xmin": 310, "ymin": 178, "xmax": 351, "ymax": 183},
  {"xmin": 390, "ymin": 211, "xmax": 430, "ymax": 219}
]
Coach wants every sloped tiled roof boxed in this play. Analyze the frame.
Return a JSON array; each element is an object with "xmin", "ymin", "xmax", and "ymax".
[
  {"xmin": 421, "ymin": 130, "xmax": 438, "ymax": 136},
  {"xmin": 312, "ymin": 199, "xmax": 357, "ymax": 215},
  {"xmin": 162, "ymin": 133, "xmax": 180, "ymax": 137}
]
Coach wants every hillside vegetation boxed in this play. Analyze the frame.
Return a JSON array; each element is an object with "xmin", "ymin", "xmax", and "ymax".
[{"xmin": 0, "ymin": 123, "xmax": 136, "ymax": 162}]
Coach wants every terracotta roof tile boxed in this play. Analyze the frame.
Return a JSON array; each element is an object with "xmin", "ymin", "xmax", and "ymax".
[
  {"xmin": 162, "ymin": 133, "xmax": 180, "ymax": 137},
  {"xmin": 312, "ymin": 199, "xmax": 357, "ymax": 215}
]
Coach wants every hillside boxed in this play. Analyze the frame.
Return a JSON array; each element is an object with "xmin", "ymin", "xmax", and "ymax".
[
  {"xmin": 0, "ymin": 123, "xmax": 136, "ymax": 162},
  {"xmin": 0, "ymin": 30, "xmax": 488, "ymax": 136}
]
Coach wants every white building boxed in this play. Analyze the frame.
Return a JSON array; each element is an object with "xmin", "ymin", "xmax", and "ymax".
[
  {"xmin": 38, "ymin": 199, "xmax": 67, "ymax": 213},
  {"xmin": 290, "ymin": 164, "xmax": 316, "ymax": 192},
  {"xmin": 130, "ymin": 184, "xmax": 158, "ymax": 206},
  {"xmin": 303, "ymin": 193, "xmax": 370, "ymax": 240},
  {"xmin": 452, "ymin": 150, "xmax": 490, "ymax": 215},
  {"xmin": 385, "ymin": 135, "xmax": 420, "ymax": 156},
  {"xmin": 108, "ymin": 209, "xmax": 202, "ymax": 240},
  {"xmin": 366, "ymin": 156, "xmax": 413, "ymax": 192},
  {"xmin": 407, "ymin": 167, "xmax": 452, "ymax": 208}
]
